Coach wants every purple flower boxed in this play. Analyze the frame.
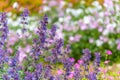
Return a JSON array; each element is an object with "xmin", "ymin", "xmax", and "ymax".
[
  {"xmin": 24, "ymin": 72, "xmax": 33, "ymax": 80},
  {"xmin": 44, "ymin": 65, "xmax": 51, "ymax": 79},
  {"xmin": 35, "ymin": 63, "xmax": 43, "ymax": 78},
  {"xmin": 0, "ymin": 12, "xmax": 9, "ymax": 70},
  {"xmin": 21, "ymin": 8, "xmax": 29, "ymax": 34},
  {"xmin": 21, "ymin": 8, "xmax": 29, "ymax": 25},
  {"xmin": 94, "ymin": 52, "xmax": 100, "ymax": 74},
  {"xmin": 62, "ymin": 58, "xmax": 74, "ymax": 79},
  {"xmin": 49, "ymin": 76, "xmax": 55, "ymax": 80},
  {"xmin": 55, "ymin": 38, "xmax": 64, "ymax": 54},
  {"xmin": 64, "ymin": 44, "xmax": 71, "ymax": 54},
  {"xmin": 0, "ymin": 12, "xmax": 8, "ymax": 44},
  {"xmin": 87, "ymin": 72, "xmax": 97, "ymax": 80},
  {"xmin": 40, "ymin": 14, "xmax": 48, "ymax": 31},
  {"xmin": 9, "ymin": 51, "xmax": 19, "ymax": 67},
  {"xmin": 2, "ymin": 74, "xmax": 10, "ymax": 80},
  {"xmin": 7, "ymin": 67, "xmax": 20, "ymax": 80},
  {"xmin": 81, "ymin": 49, "xmax": 91, "ymax": 72},
  {"xmin": 50, "ymin": 25, "xmax": 57, "ymax": 37}
]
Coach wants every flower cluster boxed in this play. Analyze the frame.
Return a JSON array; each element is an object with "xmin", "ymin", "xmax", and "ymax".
[{"xmin": 0, "ymin": 10, "xmax": 101, "ymax": 80}]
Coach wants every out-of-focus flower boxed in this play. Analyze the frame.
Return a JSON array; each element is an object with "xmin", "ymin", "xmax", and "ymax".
[
  {"xmin": 96, "ymin": 39, "xmax": 103, "ymax": 46},
  {"xmin": 108, "ymin": 76, "xmax": 114, "ymax": 80},
  {"xmin": 94, "ymin": 52, "xmax": 100, "ymax": 74},
  {"xmin": 74, "ymin": 63, "xmax": 80, "ymax": 69},
  {"xmin": 106, "ymin": 50, "xmax": 112, "ymax": 55},
  {"xmin": 78, "ymin": 60, "xmax": 83, "ymax": 65},
  {"xmin": 117, "ymin": 43, "xmax": 120, "ymax": 50},
  {"xmin": 57, "ymin": 69, "xmax": 63, "ymax": 75},
  {"xmin": 104, "ymin": 0, "xmax": 113, "ymax": 8},
  {"xmin": 99, "ymin": 68, "xmax": 107, "ymax": 74},
  {"xmin": 104, "ymin": 60, "xmax": 110, "ymax": 64},
  {"xmin": 87, "ymin": 72, "xmax": 97, "ymax": 80},
  {"xmin": 13, "ymin": 2, "xmax": 19, "ymax": 9},
  {"xmin": 68, "ymin": 71, "xmax": 74, "ymax": 79},
  {"xmin": 89, "ymin": 38, "xmax": 94, "ymax": 43},
  {"xmin": 118, "ymin": 71, "xmax": 120, "ymax": 74}
]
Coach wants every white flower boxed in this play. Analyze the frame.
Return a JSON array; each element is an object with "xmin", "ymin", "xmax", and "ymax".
[
  {"xmin": 13, "ymin": 2, "xmax": 19, "ymax": 9},
  {"xmin": 83, "ymin": 16, "xmax": 90, "ymax": 24},
  {"xmin": 102, "ymin": 29, "xmax": 109, "ymax": 35},
  {"xmin": 96, "ymin": 39, "xmax": 103, "ymax": 46},
  {"xmin": 43, "ymin": 6, "xmax": 51, "ymax": 12}
]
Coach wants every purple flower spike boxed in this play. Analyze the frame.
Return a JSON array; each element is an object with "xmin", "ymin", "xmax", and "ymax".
[
  {"xmin": 44, "ymin": 65, "xmax": 51, "ymax": 79},
  {"xmin": 87, "ymin": 72, "xmax": 97, "ymax": 80},
  {"xmin": 94, "ymin": 52, "xmax": 100, "ymax": 74},
  {"xmin": 51, "ymin": 25, "xmax": 57, "ymax": 37},
  {"xmin": 40, "ymin": 14, "xmax": 48, "ymax": 31},
  {"xmin": 21, "ymin": 8, "xmax": 29, "ymax": 25}
]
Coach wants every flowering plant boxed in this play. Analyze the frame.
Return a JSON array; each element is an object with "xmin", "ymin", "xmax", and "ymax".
[{"xmin": 0, "ymin": 9, "xmax": 101, "ymax": 80}]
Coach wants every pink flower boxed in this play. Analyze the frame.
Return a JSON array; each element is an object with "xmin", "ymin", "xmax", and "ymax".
[
  {"xmin": 99, "ymin": 68, "xmax": 107, "ymax": 73},
  {"xmin": 70, "ymin": 58, "xmax": 75, "ymax": 63},
  {"xmin": 19, "ymin": 52, "xmax": 27, "ymax": 63},
  {"xmin": 106, "ymin": 50, "xmax": 112, "ymax": 55},
  {"xmin": 108, "ymin": 76, "xmax": 114, "ymax": 80},
  {"xmin": 78, "ymin": 60, "xmax": 83, "ymax": 65},
  {"xmin": 7, "ymin": 48, "xmax": 13, "ymax": 54},
  {"xmin": 118, "ymin": 71, "xmax": 120, "ymax": 74},
  {"xmin": 117, "ymin": 43, "xmax": 120, "ymax": 50},
  {"xmin": 79, "ymin": 20, "xmax": 87, "ymax": 30},
  {"xmin": 68, "ymin": 71, "xmax": 74, "ymax": 79},
  {"xmin": 104, "ymin": 0, "xmax": 113, "ymax": 8},
  {"xmin": 48, "ymin": 1, "xmax": 57, "ymax": 7},
  {"xmin": 98, "ymin": 27, "xmax": 103, "ymax": 32},
  {"xmin": 57, "ymin": 69, "xmax": 63, "ymax": 75},
  {"xmin": 74, "ymin": 63, "xmax": 80, "ymax": 69},
  {"xmin": 104, "ymin": 60, "xmax": 110, "ymax": 64},
  {"xmin": 18, "ymin": 47, "xmax": 27, "ymax": 63},
  {"xmin": 74, "ymin": 35, "xmax": 82, "ymax": 42},
  {"xmin": 89, "ymin": 38, "xmax": 94, "ymax": 43}
]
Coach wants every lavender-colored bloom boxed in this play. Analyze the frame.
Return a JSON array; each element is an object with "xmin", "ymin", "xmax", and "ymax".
[
  {"xmin": 9, "ymin": 57, "xmax": 17, "ymax": 67},
  {"xmin": 39, "ymin": 30, "xmax": 46, "ymax": 44},
  {"xmin": 40, "ymin": 14, "xmax": 48, "ymax": 31},
  {"xmin": 74, "ymin": 68, "xmax": 82, "ymax": 80},
  {"xmin": 24, "ymin": 72, "xmax": 33, "ymax": 80},
  {"xmin": 44, "ymin": 65, "xmax": 51, "ymax": 79},
  {"xmin": 62, "ymin": 58, "xmax": 74, "ymax": 80},
  {"xmin": 35, "ymin": 63, "xmax": 43, "ymax": 78},
  {"xmin": 0, "ymin": 12, "xmax": 8, "ymax": 44},
  {"xmin": 82, "ymin": 49, "xmax": 91, "ymax": 63},
  {"xmin": 0, "ymin": 12, "xmax": 9, "ymax": 71},
  {"xmin": 94, "ymin": 52, "xmax": 100, "ymax": 74},
  {"xmin": 55, "ymin": 38, "xmax": 64, "ymax": 54},
  {"xmin": 9, "ymin": 51, "xmax": 19, "ymax": 67},
  {"xmin": 87, "ymin": 72, "xmax": 97, "ymax": 80},
  {"xmin": 0, "ymin": 12, "xmax": 7, "ymax": 24},
  {"xmin": 13, "ymin": 73, "xmax": 20, "ymax": 80},
  {"xmin": 56, "ymin": 38, "xmax": 64, "ymax": 49},
  {"xmin": 49, "ymin": 76, "xmax": 55, "ymax": 80},
  {"xmin": 50, "ymin": 25, "xmax": 57, "ymax": 37},
  {"xmin": 21, "ymin": 8, "xmax": 29, "ymax": 25},
  {"xmin": 64, "ymin": 44, "xmax": 71, "ymax": 54},
  {"xmin": 2, "ymin": 74, "xmax": 10, "ymax": 80},
  {"xmin": 21, "ymin": 8, "xmax": 29, "ymax": 34},
  {"xmin": 8, "ymin": 68, "xmax": 20, "ymax": 80},
  {"xmin": 0, "ymin": 48, "xmax": 5, "ymax": 58},
  {"xmin": 81, "ymin": 49, "xmax": 92, "ymax": 78}
]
